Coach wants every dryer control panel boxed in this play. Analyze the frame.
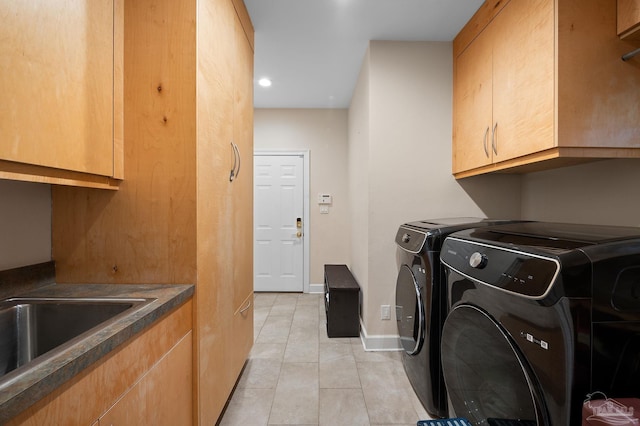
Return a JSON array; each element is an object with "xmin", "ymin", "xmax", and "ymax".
[{"xmin": 441, "ymin": 237, "xmax": 560, "ymax": 299}]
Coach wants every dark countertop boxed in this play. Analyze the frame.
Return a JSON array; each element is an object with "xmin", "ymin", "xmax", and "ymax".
[{"xmin": 0, "ymin": 280, "xmax": 194, "ymax": 423}]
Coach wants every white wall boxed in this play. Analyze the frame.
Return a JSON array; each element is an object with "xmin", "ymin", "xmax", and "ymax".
[
  {"xmin": 349, "ymin": 41, "xmax": 521, "ymax": 340},
  {"xmin": 521, "ymin": 159, "xmax": 640, "ymax": 226},
  {"xmin": 253, "ymin": 108, "xmax": 351, "ymax": 285},
  {"xmin": 0, "ymin": 180, "xmax": 51, "ymax": 270}
]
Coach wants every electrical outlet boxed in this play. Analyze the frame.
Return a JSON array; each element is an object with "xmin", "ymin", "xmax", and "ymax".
[{"xmin": 380, "ymin": 304, "xmax": 391, "ymax": 320}]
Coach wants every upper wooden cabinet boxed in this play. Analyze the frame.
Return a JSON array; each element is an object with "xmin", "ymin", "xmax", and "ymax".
[
  {"xmin": 453, "ymin": 0, "xmax": 640, "ymax": 179},
  {"xmin": 618, "ymin": 0, "xmax": 640, "ymax": 39},
  {"xmin": 0, "ymin": 0, "xmax": 123, "ymax": 189},
  {"xmin": 454, "ymin": 0, "xmax": 554, "ymax": 173}
]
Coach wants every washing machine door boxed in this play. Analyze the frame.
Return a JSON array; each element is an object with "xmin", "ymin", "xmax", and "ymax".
[
  {"xmin": 395, "ymin": 264, "xmax": 425, "ymax": 355},
  {"xmin": 441, "ymin": 304, "xmax": 548, "ymax": 425}
]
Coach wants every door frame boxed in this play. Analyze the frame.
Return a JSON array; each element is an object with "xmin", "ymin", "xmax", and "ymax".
[{"xmin": 254, "ymin": 150, "xmax": 310, "ymax": 293}]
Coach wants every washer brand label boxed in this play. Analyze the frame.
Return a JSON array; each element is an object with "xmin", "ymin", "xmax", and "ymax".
[
  {"xmin": 447, "ymin": 249, "xmax": 457, "ymax": 256},
  {"xmin": 520, "ymin": 331, "xmax": 549, "ymax": 350}
]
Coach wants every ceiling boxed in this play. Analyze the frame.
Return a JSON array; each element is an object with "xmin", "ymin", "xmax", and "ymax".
[{"xmin": 244, "ymin": 0, "xmax": 484, "ymax": 109}]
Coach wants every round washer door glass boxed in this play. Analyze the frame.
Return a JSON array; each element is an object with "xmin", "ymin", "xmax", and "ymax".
[
  {"xmin": 395, "ymin": 264, "xmax": 424, "ymax": 355},
  {"xmin": 441, "ymin": 305, "xmax": 542, "ymax": 424}
]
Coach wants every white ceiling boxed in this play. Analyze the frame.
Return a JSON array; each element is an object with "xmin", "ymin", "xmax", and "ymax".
[{"xmin": 244, "ymin": 0, "xmax": 484, "ymax": 109}]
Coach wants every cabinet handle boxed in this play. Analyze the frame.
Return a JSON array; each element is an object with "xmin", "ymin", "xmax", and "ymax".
[
  {"xmin": 239, "ymin": 298, "xmax": 251, "ymax": 314},
  {"xmin": 483, "ymin": 126, "xmax": 490, "ymax": 158},
  {"xmin": 491, "ymin": 122, "xmax": 498, "ymax": 156},
  {"xmin": 229, "ymin": 142, "xmax": 241, "ymax": 182},
  {"xmin": 622, "ymin": 47, "xmax": 640, "ymax": 61},
  {"xmin": 234, "ymin": 142, "xmax": 241, "ymax": 179},
  {"xmin": 229, "ymin": 142, "xmax": 237, "ymax": 181}
]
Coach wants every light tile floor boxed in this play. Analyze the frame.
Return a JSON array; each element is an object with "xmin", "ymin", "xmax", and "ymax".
[{"xmin": 219, "ymin": 292, "xmax": 434, "ymax": 426}]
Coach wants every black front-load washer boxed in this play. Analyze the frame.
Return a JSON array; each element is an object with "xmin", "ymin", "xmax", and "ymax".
[
  {"xmin": 439, "ymin": 222, "xmax": 640, "ymax": 425},
  {"xmin": 394, "ymin": 218, "xmax": 520, "ymax": 418}
]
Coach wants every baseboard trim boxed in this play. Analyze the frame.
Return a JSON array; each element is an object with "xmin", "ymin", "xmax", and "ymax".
[
  {"xmin": 308, "ymin": 283, "xmax": 324, "ymax": 294},
  {"xmin": 359, "ymin": 320, "xmax": 402, "ymax": 351}
]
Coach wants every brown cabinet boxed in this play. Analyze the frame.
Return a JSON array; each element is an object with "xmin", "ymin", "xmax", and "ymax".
[
  {"xmin": 453, "ymin": 0, "xmax": 554, "ymax": 173},
  {"xmin": 0, "ymin": 0, "xmax": 123, "ymax": 189},
  {"xmin": 229, "ymin": 4, "xmax": 255, "ymax": 376},
  {"xmin": 193, "ymin": 0, "xmax": 255, "ymax": 422},
  {"xmin": 51, "ymin": 0, "xmax": 254, "ymax": 424},
  {"xmin": 453, "ymin": 0, "xmax": 640, "ymax": 179}
]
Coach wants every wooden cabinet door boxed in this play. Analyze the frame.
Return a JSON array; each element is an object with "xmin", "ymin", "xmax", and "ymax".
[
  {"xmin": 99, "ymin": 332, "xmax": 193, "ymax": 426},
  {"xmin": 194, "ymin": 0, "xmax": 253, "ymax": 419},
  {"xmin": 232, "ymin": 9, "xmax": 254, "ymax": 313},
  {"xmin": 491, "ymin": 0, "xmax": 555, "ymax": 163},
  {"xmin": 0, "ymin": 0, "xmax": 116, "ymax": 177},
  {"xmin": 222, "ymin": 2, "xmax": 254, "ymax": 395},
  {"xmin": 453, "ymin": 26, "xmax": 494, "ymax": 174},
  {"xmin": 235, "ymin": 0, "xmax": 255, "ymax": 358}
]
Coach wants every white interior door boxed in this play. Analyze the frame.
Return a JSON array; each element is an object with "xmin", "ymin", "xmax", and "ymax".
[{"xmin": 254, "ymin": 154, "xmax": 304, "ymax": 292}]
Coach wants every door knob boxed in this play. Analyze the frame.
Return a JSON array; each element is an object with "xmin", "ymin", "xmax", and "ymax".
[{"xmin": 296, "ymin": 231, "xmax": 302, "ymax": 238}]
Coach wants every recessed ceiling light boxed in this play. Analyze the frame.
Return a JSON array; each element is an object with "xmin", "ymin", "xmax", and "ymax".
[{"xmin": 258, "ymin": 78, "xmax": 272, "ymax": 87}]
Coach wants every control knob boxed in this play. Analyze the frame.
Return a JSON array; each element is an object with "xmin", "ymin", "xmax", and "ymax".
[
  {"xmin": 469, "ymin": 252, "xmax": 487, "ymax": 269},
  {"xmin": 402, "ymin": 233, "xmax": 411, "ymax": 243}
]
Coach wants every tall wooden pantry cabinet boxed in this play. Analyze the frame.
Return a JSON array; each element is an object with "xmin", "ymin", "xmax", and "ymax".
[{"xmin": 51, "ymin": 0, "xmax": 254, "ymax": 424}]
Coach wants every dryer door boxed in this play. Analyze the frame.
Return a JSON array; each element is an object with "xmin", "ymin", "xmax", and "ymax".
[
  {"xmin": 441, "ymin": 304, "xmax": 548, "ymax": 425},
  {"xmin": 395, "ymin": 264, "xmax": 425, "ymax": 355}
]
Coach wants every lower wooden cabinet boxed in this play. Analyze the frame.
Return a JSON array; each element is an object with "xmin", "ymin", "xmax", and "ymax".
[
  {"xmin": 8, "ymin": 301, "xmax": 193, "ymax": 426},
  {"xmin": 99, "ymin": 331, "xmax": 193, "ymax": 426}
]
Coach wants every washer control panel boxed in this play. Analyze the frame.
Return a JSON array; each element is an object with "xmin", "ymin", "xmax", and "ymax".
[
  {"xmin": 395, "ymin": 226, "xmax": 427, "ymax": 254},
  {"xmin": 441, "ymin": 237, "xmax": 560, "ymax": 299}
]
